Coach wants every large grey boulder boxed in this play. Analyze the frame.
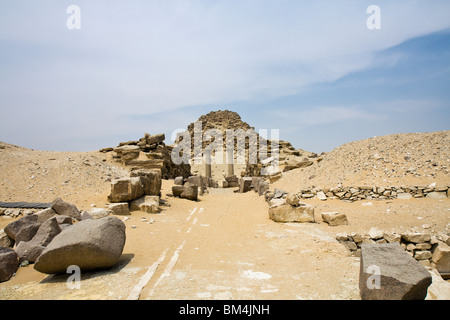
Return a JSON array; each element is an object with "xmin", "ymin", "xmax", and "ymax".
[
  {"xmin": 34, "ymin": 216, "xmax": 126, "ymax": 274},
  {"xmin": 15, "ymin": 241, "xmax": 45, "ymax": 263},
  {"xmin": 0, "ymin": 247, "xmax": 19, "ymax": 282},
  {"xmin": 51, "ymin": 198, "xmax": 81, "ymax": 221},
  {"xmin": 359, "ymin": 243, "xmax": 432, "ymax": 300},
  {"xmin": 180, "ymin": 184, "xmax": 198, "ymax": 201},
  {"xmin": 130, "ymin": 196, "xmax": 161, "ymax": 213},
  {"xmin": 4, "ymin": 214, "xmax": 39, "ymax": 240},
  {"xmin": 130, "ymin": 169, "xmax": 161, "ymax": 196},
  {"xmin": 31, "ymin": 217, "xmax": 62, "ymax": 247}
]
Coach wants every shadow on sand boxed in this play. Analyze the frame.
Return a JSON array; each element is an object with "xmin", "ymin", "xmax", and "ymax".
[{"xmin": 39, "ymin": 253, "xmax": 135, "ymax": 284}]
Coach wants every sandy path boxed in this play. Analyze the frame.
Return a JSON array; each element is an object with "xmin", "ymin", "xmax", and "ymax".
[{"xmin": 0, "ymin": 184, "xmax": 361, "ymax": 300}]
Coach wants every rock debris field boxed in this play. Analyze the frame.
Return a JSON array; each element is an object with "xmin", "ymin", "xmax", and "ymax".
[{"xmin": 0, "ymin": 125, "xmax": 449, "ymax": 300}]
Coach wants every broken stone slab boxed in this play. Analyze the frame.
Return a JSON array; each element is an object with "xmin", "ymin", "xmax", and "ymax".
[
  {"xmin": 432, "ymin": 242, "xmax": 450, "ymax": 274},
  {"xmin": 426, "ymin": 192, "xmax": 447, "ymax": 199},
  {"xmin": 172, "ymin": 186, "xmax": 184, "ymax": 197},
  {"xmin": 401, "ymin": 233, "xmax": 431, "ymax": 244},
  {"xmin": 368, "ymin": 227, "xmax": 384, "ymax": 240},
  {"xmin": 321, "ymin": 212, "xmax": 348, "ymax": 226},
  {"xmin": 225, "ymin": 175, "xmax": 238, "ymax": 183},
  {"xmin": 130, "ymin": 169, "xmax": 161, "ymax": 196},
  {"xmin": 107, "ymin": 203, "xmax": 130, "ymax": 216},
  {"xmin": 51, "ymin": 198, "xmax": 81, "ymax": 221},
  {"xmin": 174, "ymin": 176, "xmax": 184, "ymax": 185},
  {"xmin": 180, "ymin": 184, "xmax": 198, "ymax": 201},
  {"xmin": 383, "ymin": 232, "xmax": 402, "ymax": 243},
  {"xmin": 114, "ymin": 145, "xmax": 140, "ymax": 161},
  {"xmin": 139, "ymin": 196, "xmax": 161, "ymax": 214},
  {"xmin": 4, "ymin": 214, "xmax": 39, "ymax": 240},
  {"xmin": 34, "ymin": 216, "xmax": 126, "ymax": 274},
  {"xmin": 316, "ymin": 191, "xmax": 327, "ymax": 201},
  {"xmin": 130, "ymin": 196, "xmax": 161, "ymax": 213},
  {"xmin": 239, "ymin": 177, "xmax": 253, "ymax": 193},
  {"xmin": 359, "ymin": 243, "xmax": 432, "ymax": 300},
  {"xmin": 0, "ymin": 247, "xmax": 19, "ymax": 282},
  {"xmin": 35, "ymin": 208, "xmax": 57, "ymax": 223},
  {"xmin": 15, "ymin": 218, "xmax": 62, "ymax": 263},
  {"xmin": 145, "ymin": 133, "xmax": 165, "ymax": 145},
  {"xmin": 108, "ymin": 177, "xmax": 144, "ymax": 203},
  {"xmin": 269, "ymin": 202, "xmax": 315, "ymax": 223},
  {"xmin": 31, "ymin": 217, "xmax": 62, "ymax": 247},
  {"xmin": 258, "ymin": 181, "xmax": 269, "ymax": 196}
]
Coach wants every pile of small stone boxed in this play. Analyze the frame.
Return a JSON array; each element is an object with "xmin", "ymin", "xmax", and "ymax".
[
  {"xmin": 295, "ymin": 182, "xmax": 449, "ymax": 202},
  {"xmin": 1, "ymin": 198, "xmax": 126, "ymax": 282},
  {"xmin": 336, "ymin": 228, "xmax": 450, "ymax": 273},
  {"xmin": 0, "ymin": 208, "xmax": 37, "ymax": 218}
]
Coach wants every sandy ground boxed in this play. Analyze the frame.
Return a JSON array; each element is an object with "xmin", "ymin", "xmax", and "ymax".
[{"xmin": 1, "ymin": 178, "xmax": 449, "ymax": 300}]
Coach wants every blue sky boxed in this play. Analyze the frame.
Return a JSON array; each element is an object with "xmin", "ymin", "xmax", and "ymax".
[{"xmin": 0, "ymin": 1, "xmax": 449, "ymax": 152}]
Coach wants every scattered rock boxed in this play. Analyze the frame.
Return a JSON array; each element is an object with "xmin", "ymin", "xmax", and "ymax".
[
  {"xmin": 88, "ymin": 208, "xmax": 112, "ymax": 219},
  {"xmin": 0, "ymin": 247, "xmax": 19, "ymax": 282},
  {"xmin": 4, "ymin": 214, "xmax": 39, "ymax": 240},
  {"xmin": 108, "ymin": 177, "xmax": 144, "ymax": 203},
  {"xmin": 130, "ymin": 169, "xmax": 162, "ymax": 196},
  {"xmin": 321, "ymin": 212, "xmax": 348, "ymax": 226},
  {"xmin": 107, "ymin": 203, "xmax": 130, "ymax": 216},
  {"xmin": 316, "ymin": 191, "xmax": 327, "ymax": 201},
  {"xmin": 285, "ymin": 193, "xmax": 300, "ymax": 206},
  {"xmin": 432, "ymin": 242, "xmax": 450, "ymax": 274},
  {"xmin": 397, "ymin": 193, "xmax": 413, "ymax": 200},
  {"xmin": 0, "ymin": 229, "xmax": 13, "ymax": 248},
  {"xmin": 402, "ymin": 233, "xmax": 432, "ymax": 244},
  {"xmin": 180, "ymin": 184, "xmax": 198, "ymax": 201},
  {"xmin": 426, "ymin": 192, "xmax": 447, "ymax": 200},
  {"xmin": 269, "ymin": 202, "xmax": 314, "ymax": 223},
  {"xmin": 51, "ymin": 198, "xmax": 81, "ymax": 221},
  {"xmin": 239, "ymin": 177, "xmax": 253, "ymax": 193}
]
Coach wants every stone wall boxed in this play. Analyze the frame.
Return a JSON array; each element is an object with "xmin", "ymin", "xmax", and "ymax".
[
  {"xmin": 295, "ymin": 183, "xmax": 449, "ymax": 202},
  {"xmin": 336, "ymin": 228, "xmax": 450, "ymax": 273}
]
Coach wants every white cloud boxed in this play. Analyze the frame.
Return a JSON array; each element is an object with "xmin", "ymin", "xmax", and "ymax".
[{"xmin": 1, "ymin": 1, "xmax": 450, "ymax": 150}]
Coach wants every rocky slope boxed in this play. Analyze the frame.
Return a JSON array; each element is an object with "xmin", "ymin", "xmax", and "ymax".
[{"xmin": 273, "ymin": 131, "xmax": 450, "ymax": 192}]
